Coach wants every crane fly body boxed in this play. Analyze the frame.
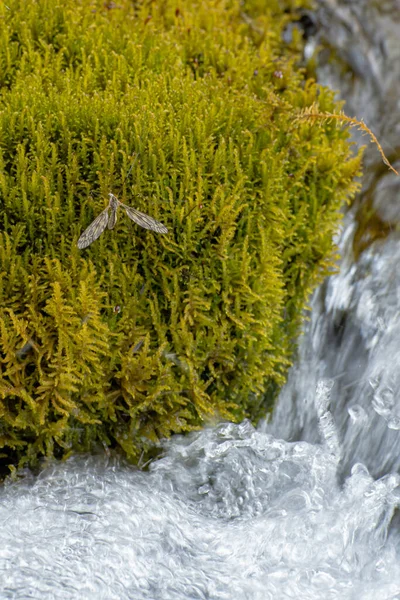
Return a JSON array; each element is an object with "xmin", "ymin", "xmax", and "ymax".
[{"xmin": 77, "ymin": 193, "xmax": 168, "ymax": 249}]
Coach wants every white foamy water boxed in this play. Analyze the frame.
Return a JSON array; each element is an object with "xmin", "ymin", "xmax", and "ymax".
[
  {"xmin": 267, "ymin": 217, "xmax": 400, "ymax": 481},
  {"xmin": 1, "ymin": 334, "xmax": 400, "ymax": 599}
]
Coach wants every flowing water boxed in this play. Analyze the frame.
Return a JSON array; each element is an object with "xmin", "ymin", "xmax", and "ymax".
[
  {"xmin": 1, "ymin": 347, "xmax": 399, "ymax": 599},
  {"xmin": 1, "ymin": 2, "xmax": 400, "ymax": 598}
]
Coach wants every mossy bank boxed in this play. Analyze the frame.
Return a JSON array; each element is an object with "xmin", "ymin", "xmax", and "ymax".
[{"xmin": 0, "ymin": 0, "xmax": 361, "ymax": 474}]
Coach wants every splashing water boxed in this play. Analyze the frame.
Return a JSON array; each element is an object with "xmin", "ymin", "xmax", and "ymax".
[
  {"xmin": 1, "ymin": 360, "xmax": 400, "ymax": 598},
  {"xmin": 267, "ymin": 217, "xmax": 400, "ymax": 481}
]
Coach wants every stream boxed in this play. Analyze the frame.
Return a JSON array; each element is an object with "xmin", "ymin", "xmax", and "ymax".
[{"xmin": 1, "ymin": 1, "xmax": 400, "ymax": 598}]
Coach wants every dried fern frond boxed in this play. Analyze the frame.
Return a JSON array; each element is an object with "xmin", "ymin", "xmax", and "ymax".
[{"xmin": 294, "ymin": 104, "xmax": 399, "ymax": 176}]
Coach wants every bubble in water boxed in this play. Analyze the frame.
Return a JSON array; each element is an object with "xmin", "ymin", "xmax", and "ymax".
[
  {"xmin": 348, "ymin": 404, "xmax": 368, "ymax": 425},
  {"xmin": 387, "ymin": 416, "xmax": 400, "ymax": 431}
]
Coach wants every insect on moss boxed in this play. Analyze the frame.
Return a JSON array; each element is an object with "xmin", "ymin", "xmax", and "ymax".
[{"xmin": 77, "ymin": 193, "xmax": 168, "ymax": 249}]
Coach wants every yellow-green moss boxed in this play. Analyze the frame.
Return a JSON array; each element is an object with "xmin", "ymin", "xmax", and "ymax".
[{"xmin": 0, "ymin": 0, "xmax": 361, "ymax": 474}]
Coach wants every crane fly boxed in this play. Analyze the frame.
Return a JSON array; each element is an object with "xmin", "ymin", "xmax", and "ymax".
[{"xmin": 77, "ymin": 193, "xmax": 168, "ymax": 249}]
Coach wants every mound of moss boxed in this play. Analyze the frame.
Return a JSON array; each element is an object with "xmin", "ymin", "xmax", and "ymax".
[{"xmin": 0, "ymin": 0, "xmax": 361, "ymax": 473}]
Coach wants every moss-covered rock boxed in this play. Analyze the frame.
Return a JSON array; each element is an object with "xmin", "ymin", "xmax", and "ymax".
[{"xmin": 0, "ymin": 0, "xmax": 361, "ymax": 473}]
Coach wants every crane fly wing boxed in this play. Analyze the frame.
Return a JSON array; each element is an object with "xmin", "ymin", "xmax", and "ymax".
[
  {"xmin": 77, "ymin": 206, "xmax": 110, "ymax": 249},
  {"xmin": 121, "ymin": 203, "xmax": 168, "ymax": 234}
]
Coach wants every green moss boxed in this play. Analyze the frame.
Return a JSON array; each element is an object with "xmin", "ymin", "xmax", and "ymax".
[{"xmin": 0, "ymin": 0, "xmax": 361, "ymax": 474}]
